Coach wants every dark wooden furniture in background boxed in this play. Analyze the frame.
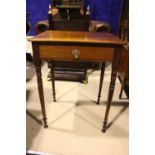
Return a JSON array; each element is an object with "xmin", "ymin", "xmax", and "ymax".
[
  {"xmin": 35, "ymin": 0, "xmax": 112, "ymax": 83},
  {"xmin": 47, "ymin": 0, "xmax": 89, "ymax": 82},
  {"xmin": 29, "ymin": 30, "xmax": 125, "ymax": 133},
  {"xmin": 119, "ymin": 44, "xmax": 128, "ymax": 98},
  {"xmin": 26, "ymin": 12, "xmax": 33, "ymax": 62},
  {"xmin": 117, "ymin": 0, "xmax": 129, "ymax": 98}
]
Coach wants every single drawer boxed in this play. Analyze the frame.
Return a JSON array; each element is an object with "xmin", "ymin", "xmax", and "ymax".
[{"xmin": 39, "ymin": 45, "xmax": 114, "ymax": 62}]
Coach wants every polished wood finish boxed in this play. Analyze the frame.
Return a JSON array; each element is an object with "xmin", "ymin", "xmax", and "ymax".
[
  {"xmin": 30, "ymin": 30, "xmax": 124, "ymax": 132},
  {"xmin": 30, "ymin": 31, "xmax": 124, "ymax": 45}
]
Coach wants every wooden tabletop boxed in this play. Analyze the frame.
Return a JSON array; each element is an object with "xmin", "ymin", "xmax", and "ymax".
[{"xmin": 29, "ymin": 31, "xmax": 125, "ymax": 45}]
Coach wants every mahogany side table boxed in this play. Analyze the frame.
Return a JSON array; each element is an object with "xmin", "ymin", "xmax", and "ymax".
[{"xmin": 29, "ymin": 30, "xmax": 124, "ymax": 132}]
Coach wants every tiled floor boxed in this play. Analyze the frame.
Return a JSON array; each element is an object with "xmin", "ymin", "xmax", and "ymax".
[{"xmin": 26, "ymin": 38, "xmax": 129, "ymax": 155}]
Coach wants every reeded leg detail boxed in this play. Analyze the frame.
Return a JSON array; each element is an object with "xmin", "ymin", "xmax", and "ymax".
[
  {"xmin": 102, "ymin": 48, "xmax": 121, "ymax": 133},
  {"xmin": 50, "ymin": 61, "xmax": 56, "ymax": 102},
  {"xmin": 35, "ymin": 63, "xmax": 48, "ymax": 128},
  {"xmin": 97, "ymin": 62, "xmax": 105, "ymax": 104},
  {"xmin": 102, "ymin": 70, "xmax": 117, "ymax": 132},
  {"xmin": 119, "ymin": 82, "xmax": 125, "ymax": 99},
  {"xmin": 119, "ymin": 73, "xmax": 126, "ymax": 99}
]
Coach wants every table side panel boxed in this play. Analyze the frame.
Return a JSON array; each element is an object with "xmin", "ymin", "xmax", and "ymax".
[{"xmin": 39, "ymin": 45, "xmax": 114, "ymax": 62}]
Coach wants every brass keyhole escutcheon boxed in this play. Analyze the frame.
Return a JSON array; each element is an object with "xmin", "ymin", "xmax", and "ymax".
[{"xmin": 72, "ymin": 49, "xmax": 80, "ymax": 60}]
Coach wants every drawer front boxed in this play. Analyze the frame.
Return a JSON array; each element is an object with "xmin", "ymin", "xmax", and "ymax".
[{"xmin": 39, "ymin": 45, "xmax": 114, "ymax": 62}]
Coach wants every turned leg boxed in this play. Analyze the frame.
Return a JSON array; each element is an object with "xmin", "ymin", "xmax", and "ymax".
[
  {"xmin": 35, "ymin": 64, "xmax": 48, "ymax": 128},
  {"xmin": 102, "ymin": 70, "xmax": 118, "ymax": 132},
  {"xmin": 119, "ymin": 61, "xmax": 128, "ymax": 99},
  {"xmin": 119, "ymin": 74, "xmax": 125, "ymax": 99},
  {"xmin": 50, "ymin": 61, "xmax": 56, "ymax": 102},
  {"xmin": 102, "ymin": 48, "xmax": 121, "ymax": 133},
  {"xmin": 33, "ymin": 44, "xmax": 48, "ymax": 128},
  {"xmin": 97, "ymin": 62, "xmax": 105, "ymax": 104}
]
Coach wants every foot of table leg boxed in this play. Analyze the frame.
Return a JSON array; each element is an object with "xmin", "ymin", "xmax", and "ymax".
[
  {"xmin": 102, "ymin": 121, "xmax": 107, "ymax": 133},
  {"xmin": 44, "ymin": 124, "xmax": 48, "ymax": 128},
  {"xmin": 43, "ymin": 117, "xmax": 48, "ymax": 128}
]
